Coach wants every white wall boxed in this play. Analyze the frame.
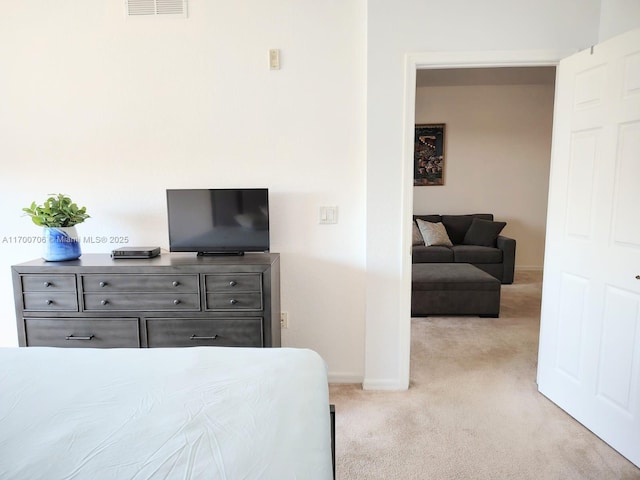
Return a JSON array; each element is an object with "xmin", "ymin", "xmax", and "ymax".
[
  {"xmin": 414, "ymin": 80, "xmax": 556, "ymax": 270},
  {"xmin": 366, "ymin": 0, "xmax": 601, "ymax": 389},
  {"xmin": 0, "ymin": 1, "xmax": 367, "ymax": 382},
  {"xmin": 599, "ymin": 0, "xmax": 640, "ymax": 41}
]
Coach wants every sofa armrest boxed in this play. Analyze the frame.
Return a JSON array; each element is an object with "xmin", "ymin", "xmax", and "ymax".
[{"xmin": 497, "ymin": 235, "xmax": 516, "ymax": 284}]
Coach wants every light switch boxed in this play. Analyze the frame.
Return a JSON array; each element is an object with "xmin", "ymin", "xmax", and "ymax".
[
  {"xmin": 269, "ymin": 49, "xmax": 280, "ymax": 70},
  {"xmin": 319, "ymin": 206, "xmax": 338, "ymax": 224}
]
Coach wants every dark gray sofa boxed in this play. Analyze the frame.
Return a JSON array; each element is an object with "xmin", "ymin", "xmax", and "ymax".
[{"xmin": 412, "ymin": 213, "xmax": 516, "ymax": 284}]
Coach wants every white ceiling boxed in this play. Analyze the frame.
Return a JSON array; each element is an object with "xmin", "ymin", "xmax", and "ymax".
[{"xmin": 416, "ymin": 66, "xmax": 556, "ymax": 87}]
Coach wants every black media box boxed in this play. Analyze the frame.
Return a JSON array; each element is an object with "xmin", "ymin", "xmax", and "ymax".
[{"xmin": 111, "ymin": 247, "xmax": 161, "ymax": 259}]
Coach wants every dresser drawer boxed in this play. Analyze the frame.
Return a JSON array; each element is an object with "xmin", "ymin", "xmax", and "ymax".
[
  {"xmin": 146, "ymin": 318, "xmax": 263, "ymax": 347},
  {"xmin": 206, "ymin": 293, "xmax": 263, "ymax": 310},
  {"xmin": 23, "ymin": 293, "xmax": 78, "ymax": 311},
  {"xmin": 82, "ymin": 274, "xmax": 199, "ymax": 293},
  {"xmin": 83, "ymin": 293, "xmax": 200, "ymax": 311},
  {"xmin": 24, "ymin": 318, "xmax": 140, "ymax": 348},
  {"xmin": 205, "ymin": 274, "xmax": 262, "ymax": 292},
  {"xmin": 21, "ymin": 274, "xmax": 76, "ymax": 292}
]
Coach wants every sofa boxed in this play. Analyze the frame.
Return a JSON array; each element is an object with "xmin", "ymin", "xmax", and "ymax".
[{"xmin": 412, "ymin": 213, "xmax": 516, "ymax": 284}]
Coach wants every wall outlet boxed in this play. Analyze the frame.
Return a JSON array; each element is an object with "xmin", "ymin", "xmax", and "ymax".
[{"xmin": 280, "ymin": 311, "xmax": 289, "ymax": 329}]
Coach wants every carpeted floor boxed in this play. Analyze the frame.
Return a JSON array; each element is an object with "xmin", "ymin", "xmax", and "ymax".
[{"xmin": 329, "ymin": 270, "xmax": 640, "ymax": 479}]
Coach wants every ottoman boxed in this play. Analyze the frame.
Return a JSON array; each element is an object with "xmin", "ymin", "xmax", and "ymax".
[{"xmin": 411, "ymin": 263, "xmax": 501, "ymax": 317}]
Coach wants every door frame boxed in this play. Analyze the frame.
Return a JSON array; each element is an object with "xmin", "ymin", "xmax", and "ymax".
[{"xmin": 398, "ymin": 49, "xmax": 572, "ymax": 387}]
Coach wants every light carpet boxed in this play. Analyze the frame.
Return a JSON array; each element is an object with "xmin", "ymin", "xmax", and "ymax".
[{"xmin": 329, "ymin": 270, "xmax": 640, "ymax": 479}]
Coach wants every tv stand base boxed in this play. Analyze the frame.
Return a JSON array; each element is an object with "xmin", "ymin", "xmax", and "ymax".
[{"xmin": 197, "ymin": 251, "xmax": 245, "ymax": 256}]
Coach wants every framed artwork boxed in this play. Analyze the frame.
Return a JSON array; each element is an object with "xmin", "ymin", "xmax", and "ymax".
[{"xmin": 414, "ymin": 123, "xmax": 445, "ymax": 186}]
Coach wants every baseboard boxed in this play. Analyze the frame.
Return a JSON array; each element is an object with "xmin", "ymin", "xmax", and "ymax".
[
  {"xmin": 515, "ymin": 265, "xmax": 544, "ymax": 271},
  {"xmin": 328, "ymin": 372, "xmax": 364, "ymax": 384},
  {"xmin": 362, "ymin": 378, "xmax": 409, "ymax": 391},
  {"xmin": 329, "ymin": 374, "xmax": 411, "ymax": 390}
]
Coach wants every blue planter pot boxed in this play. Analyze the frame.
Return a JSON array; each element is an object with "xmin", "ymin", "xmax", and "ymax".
[{"xmin": 43, "ymin": 227, "xmax": 81, "ymax": 261}]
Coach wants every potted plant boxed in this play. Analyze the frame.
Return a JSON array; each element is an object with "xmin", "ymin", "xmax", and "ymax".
[{"xmin": 23, "ymin": 193, "xmax": 90, "ymax": 261}]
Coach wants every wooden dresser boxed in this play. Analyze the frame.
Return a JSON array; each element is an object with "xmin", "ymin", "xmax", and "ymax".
[{"xmin": 12, "ymin": 253, "xmax": 280, "ymax": 348}]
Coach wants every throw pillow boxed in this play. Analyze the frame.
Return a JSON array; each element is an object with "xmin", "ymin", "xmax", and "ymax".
[
  {"xmin": 412, "ymin": 223, "xmax": 424, "ymax": 246},
  {"xmin": 441, "ymin": 215, "xmax": 474, "ymax": 245},
  {"xmin": 462, "ymin": 218, "xmax": 506, "ymax": 247},
  {"xmin": 416, "ymin": 219, "xmax": 453, "ymax": 247}
]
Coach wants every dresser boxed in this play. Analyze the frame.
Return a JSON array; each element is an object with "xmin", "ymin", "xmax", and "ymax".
[{"xmin": 12, "ymin": 253, "xmax": 280, "ymax": 348}]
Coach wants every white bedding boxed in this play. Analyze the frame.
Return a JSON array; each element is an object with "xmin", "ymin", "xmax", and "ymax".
[{"xmin": 0, "ymin": 347, "xmax": 333, "ymax": 480}]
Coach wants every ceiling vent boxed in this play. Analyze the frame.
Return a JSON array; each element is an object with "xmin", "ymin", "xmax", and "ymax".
[{"xmin": 126, "ymin": 0, "xmax": 187, "ymax": 18}]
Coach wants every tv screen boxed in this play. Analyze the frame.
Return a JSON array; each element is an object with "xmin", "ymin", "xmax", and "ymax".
[{"xmin": 167, "ymin": 188, "xmax": 269, "ymax": 255}]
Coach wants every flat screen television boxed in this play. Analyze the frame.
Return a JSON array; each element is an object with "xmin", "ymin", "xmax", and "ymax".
[{"xmin": 166, "ymin": 188, "xmax": 270, "ymax": 255}]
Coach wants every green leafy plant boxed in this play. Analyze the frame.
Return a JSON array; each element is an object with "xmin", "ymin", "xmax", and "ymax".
[{"xmin": 23, "ymin": 193, "xmax": 90, "ymax": 227}]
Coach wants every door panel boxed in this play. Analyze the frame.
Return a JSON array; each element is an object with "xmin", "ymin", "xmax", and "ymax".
[
  {"xmin": 613, "ymin": 122, "xmax": 640, "ymax": 245},
  {"xmin": 566, "ymin": 130, "xmax": 598, "ymax": 237},
  {"xmin": 555, "ymin": 273, "xmax": 589, "ymax": 382},
  {"xmin": 597, "ymin": 287, "xmax": 639, "ymax": 413}
]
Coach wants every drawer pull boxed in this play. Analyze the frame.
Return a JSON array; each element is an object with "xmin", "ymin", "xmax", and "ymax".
[
  {"xmin": 172, "ymin": 281, "xmax": 180, "ymax": 287},
  {"xmin": 229, "ymin": 281, "xmax": 237, "ymax": 287},
  {"xmin": 99, "ymin": 281, "xmax": 107, "ymax": 288},
  {"xmin": 190, "ymin": 334, "xmax": 218, "ymax": 340},
  {"xmin": 45, "ymin": 299, "xmax": 53, "ymax": 305},
  {"xmin": 229, "ymin": 299, "xmax": 238, "ymax": 305},
  {"xmin": 44, "ymin": 281, "xmax": 51, "ymax": 288},
  {"xmin": 173, "ymin": 299, "xmax": 181, "ymax": 305},
  {"xmin": 100, "ymin": 299, "xmax": 109, "ymax": 306},
  {"xmin": 636, "ymin": 275, "xmax": 640, "ymax": 280},
  {"xmin": 65, "ymin": 335, "xmax": 94, "ymax": 341}
]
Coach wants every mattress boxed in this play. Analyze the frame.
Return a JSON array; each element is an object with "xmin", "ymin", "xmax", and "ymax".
[{"xmin": 0, "ymin": 346, "xmax": 333, "ymax": 479}]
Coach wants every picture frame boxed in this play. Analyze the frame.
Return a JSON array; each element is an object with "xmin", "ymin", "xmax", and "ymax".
[{"xmin": 414, "ymin": 123, "xmax": 445, "ymax": 186}]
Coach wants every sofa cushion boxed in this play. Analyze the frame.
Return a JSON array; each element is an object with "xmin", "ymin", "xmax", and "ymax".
[
  {"xmin": 412, "ymin": 245, "xmax": 454, "ymax": 263},
  {"xmin": 452, "ymin": 245, "xmax": 503, "ymax": 264},
  {"xmin": 412, "ymin": 223, "xmax": 424, "ymax": 246},
  {"xmin": 416, "ymin": 219, "xmax": 453, "ymax": 247},
  {"xmin": 463, "ymin": 218, "xmax": 506, "ymax": 247}
]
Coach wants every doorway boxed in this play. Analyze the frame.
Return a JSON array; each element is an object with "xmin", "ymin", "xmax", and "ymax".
[{"xmin": 397, "ymin": 50, "xmax": 566, "ymax": 388}]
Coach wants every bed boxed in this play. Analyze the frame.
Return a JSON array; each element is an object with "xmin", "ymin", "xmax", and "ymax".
[{"xmin": 0, "ymin": 346, "xmax": 334, "ymax": 479}]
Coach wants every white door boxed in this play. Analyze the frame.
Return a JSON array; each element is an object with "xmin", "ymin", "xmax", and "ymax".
[{"xmin": 537, "ymin": 27, "xmax": 640, "ymax": 467}]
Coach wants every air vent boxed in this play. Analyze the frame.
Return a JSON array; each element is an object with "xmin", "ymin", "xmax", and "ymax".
[{"xmin": 126, "ymin": 0, "xmax": 187, "ymax": 18}]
